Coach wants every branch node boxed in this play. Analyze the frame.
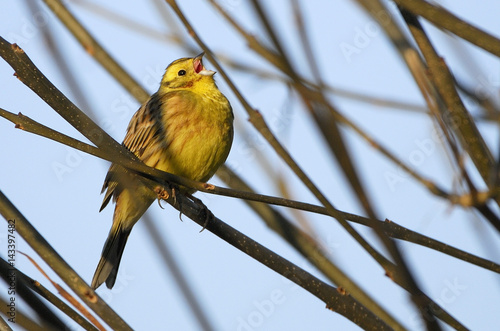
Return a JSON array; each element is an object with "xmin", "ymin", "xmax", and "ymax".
[
  {"xmin": 203, "ymin": 183, "xmax": 215, "ymax": 190},
  {"xmin": 11, "ymin": 43, "xmax": 24, "ymax": 53},
  {"xmin": 337, "ymin": 286, "xmax": 349, "ymax": 296},
  {"xmin": 85, "ymin": 290, "xmax": 98, "ymax": 304}
]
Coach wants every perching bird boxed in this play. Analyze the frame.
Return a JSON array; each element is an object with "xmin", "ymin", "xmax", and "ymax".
[{"xmin": 91, "ymin": 53, "xmax": 234, "ymax": 289}]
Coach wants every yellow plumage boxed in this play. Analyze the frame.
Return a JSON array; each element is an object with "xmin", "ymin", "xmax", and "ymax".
[{"xmin": 91, "ymin": 53, "xmax": 234, "ymax": 289}]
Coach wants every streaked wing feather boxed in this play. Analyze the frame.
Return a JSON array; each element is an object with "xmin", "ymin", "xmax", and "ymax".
[
  {"xmin": 99, "ymin": 93, "xmax": 165, "ymax": 211},
  {"xmin": 123, "ymin": 93, "xmax": 164, "ymax": 156}
]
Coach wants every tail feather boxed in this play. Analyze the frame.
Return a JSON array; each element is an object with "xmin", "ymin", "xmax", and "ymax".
[
  {"xmin": 91, "ymin": 224, "xmax": 131, "ymax": 290},
  {"xmin": 93, "ymin": 168, "xmax": 156, "ymax": 289}
]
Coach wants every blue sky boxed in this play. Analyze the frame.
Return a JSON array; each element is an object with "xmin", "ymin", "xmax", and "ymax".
[{"xmin": 1, "ymin": 0, "xmax": 500, "ymax": 330}]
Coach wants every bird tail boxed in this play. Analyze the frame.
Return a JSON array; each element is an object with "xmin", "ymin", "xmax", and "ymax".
[
  {"xmin": 92, "ymin": 167, "xmax": 156, "ymax": 290},
  {"xmin": 91, "ymin": 221, "xmax": 131, "ymax": 290}
]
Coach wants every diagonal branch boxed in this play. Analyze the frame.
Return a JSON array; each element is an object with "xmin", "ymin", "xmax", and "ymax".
[{"xmin": 393, "ymin": 0, "xmax": 500, "ymax": 58}]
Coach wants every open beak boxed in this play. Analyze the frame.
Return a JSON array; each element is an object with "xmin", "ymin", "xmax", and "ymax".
[{"xmin": 193, "ymin": 52, "xmax": 216, "ymax": 76}]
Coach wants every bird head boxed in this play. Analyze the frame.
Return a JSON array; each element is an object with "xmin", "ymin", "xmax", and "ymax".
[{"xmin": 160, "ymin": 53, "xmax": 216, "ymax": 92}]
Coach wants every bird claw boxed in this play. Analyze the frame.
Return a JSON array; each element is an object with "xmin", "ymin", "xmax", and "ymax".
[
  {"xmin": 199, "ymin": 211, "xmax": 214, "ymax": 233},
  {"xmin": 186, "ymin": 193, "xmax": 213, "ymax": 232},
  {"xmin": 154, "ymin": 185, "xmax": 176, "ymax": 209}
]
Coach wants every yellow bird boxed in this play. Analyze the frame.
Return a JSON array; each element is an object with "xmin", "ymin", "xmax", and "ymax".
[{"xmin": 91, "ymin": 53, "xmax": 234, "ymax": 289}]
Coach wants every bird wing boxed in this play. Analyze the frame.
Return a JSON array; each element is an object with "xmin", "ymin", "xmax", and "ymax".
[
  {"xmin": 122, "ymin": 93, "xmax": 165, "ymax": 157},
  {"xmin": 99, "ymin": 92, "xmax": 166, "ymax": 211}
]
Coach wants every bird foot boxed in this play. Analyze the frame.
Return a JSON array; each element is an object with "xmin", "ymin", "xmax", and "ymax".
[{"xmin": 154, "ymin": 185, "xmax": 176, "ymax": 209}]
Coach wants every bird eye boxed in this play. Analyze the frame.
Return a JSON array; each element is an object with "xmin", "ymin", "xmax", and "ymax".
[{"xmin": 178, "ymin": 70, "xmax": 186, "ymax": 76}]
